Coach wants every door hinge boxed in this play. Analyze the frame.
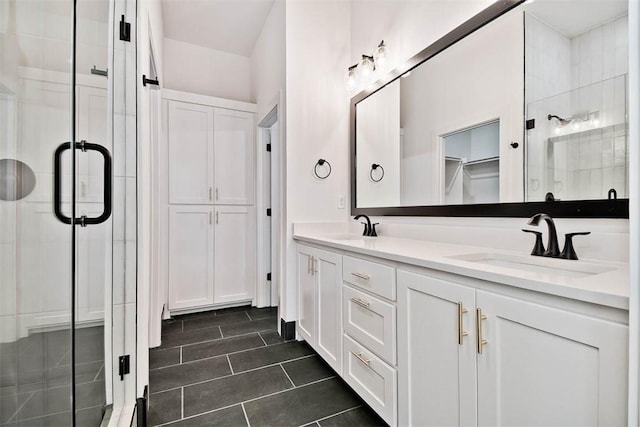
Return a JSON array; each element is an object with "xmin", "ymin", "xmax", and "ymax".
[
  {"xmin": 526, "ymin": 118, "xmax": 535, "ymax": 130},
  {"xmin": 267, "ymin": 272, "xmax": 272, "ymax": 281},
  {"xmin": 119, "ymin": 15, "xmax": 131, "ymax": 42},
  {"xmin": 266, "ymin": 143, "xmax": 271, "ymax": 152},
  {"xmin": 266, "ymin": 208, "xmax": 271, "ymax": 216},
  {"xmin": 119, "ymin": 355, "xmax": 130, "ymax": 381}
]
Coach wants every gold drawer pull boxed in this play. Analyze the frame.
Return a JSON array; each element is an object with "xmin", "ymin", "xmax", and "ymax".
[
  {"xmin": 350, "ymin": 297, "xmax": 370, "ymax": 308},
  {"xmin": 458, "ymin": 302, "xmax": 468, "ymax": 345},
  {"xmin": 351, "ymin": 272, "xmax": 370, "ymax": 280},
  {"xmin": 476, "ymin": 308, "xmax": 488, "ymax": 354},
  {"xmin": 351, "ymin": 350, "xmax": 371, "ymax": 366}
]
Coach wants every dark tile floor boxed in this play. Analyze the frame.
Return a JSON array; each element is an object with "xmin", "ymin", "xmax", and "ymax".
[
  {"xmin": 0, "ymin": 326, "xmax": 105, "ymax": 426},
  {"xmin": 148, "ymin": 306, "xmax": 387, "ymax": 427}
]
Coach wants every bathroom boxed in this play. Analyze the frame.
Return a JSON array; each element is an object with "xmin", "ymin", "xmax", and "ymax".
[{"xmin": 0, "ymin": 0, "xmax": 638, "ymax": 425}]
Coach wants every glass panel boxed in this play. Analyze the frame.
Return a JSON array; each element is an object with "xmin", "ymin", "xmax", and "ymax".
[{"xmin": 0, "ymin": 0, "xmax": 74, "ymax": 425}]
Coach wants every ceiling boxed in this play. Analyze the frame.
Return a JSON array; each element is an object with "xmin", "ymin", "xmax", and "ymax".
[
  {"xmin": 161, "ymin": 0, "xmax": 275, "ymax": 57},
  {"xmin": 524, "ymin": 0, "xmax": 628, "ymax": 38}
]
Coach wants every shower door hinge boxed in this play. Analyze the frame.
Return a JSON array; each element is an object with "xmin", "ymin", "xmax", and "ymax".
[
  {"xmin": 119, "ymin": 355, "xmax": 130, "ymax": 380},
  {"xmin": 526, "ymin": 119, "xmax": 535, "ymax": 130},
  {"xmin": 119, "ymin": 15, "xmax": 131, "ymax": 42},
  {"xmin": 266, "ymin": 208, "xmax": 271, "ymax": 216},
  {"xmin": 267, "ymin": 272, "xmax": 272, "ymax": 281},
  {"xmin": 266, "ymin": 143, "xmax": 271, "ymax": 152}
]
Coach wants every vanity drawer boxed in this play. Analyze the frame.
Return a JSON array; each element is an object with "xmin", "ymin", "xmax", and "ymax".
[
  {"xmin": 343, "ymin": 334, "xmax": 397, "ymax": 426},
  {"xmin": 343, "ymin": 255, "xmax": 396, "ymax": 301},
  {"xmin": 343, "ymin": 284, "xmax": 396, "ymax": 365}
]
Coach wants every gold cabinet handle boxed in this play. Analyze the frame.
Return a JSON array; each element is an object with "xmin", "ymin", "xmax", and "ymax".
[
  {"xmin": 476, "ymin": 308, "xmax": 488, "ymax": 354},
  {"xmin": 350, "ymin": 272, "xmax": 370, "ymax": 280},
  {"xmin": 215, "ymin": 187, "xmax": 219, "ymax": 200},
  {"xmin": 458, "ymin": 302, "xmax": 468, "ymax": 345},
  {"xmin": 312, "ymin": 257, "xmax": 318, "ymax": 274},
  {"xmin": 307, "ymin": 255, "xmax": 312, "ymax": 275},
  {"xmin": 209, "ymin": 211, "xmax": 212, "ymax": 224},
  {"xmin": 209, "ymin": 187, "xmax": 213, "ymax": 201},
  {"xmin": 351, "ymin": 350, "xmax": 371, "ymax": 367},
  {"xmin": 350, "ymin": 297, "xmax": 370, "ymax": 309},
  {"xmin": 215, "ymin": 211, "xmax": 219, "ymax": 224}
]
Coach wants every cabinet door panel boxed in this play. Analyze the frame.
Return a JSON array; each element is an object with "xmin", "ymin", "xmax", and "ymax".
[
  {"xmin": 315, "ymin": 248, "xmax": 342, "ymax": 374},
  {"xmin": 397, "ymin": 270, "xmax": 477, "ymax": 427},
  {"xmin": 213, "ymin": 108, "xmax": 254, "ymax": 205},
  {"xmin": 476, "ymin": 291, "xmax": 628, "ymax": 427},
  {"xmin": 168, "ymin": 101, "xmax": 214, "ymax": 204},
  {"xmin": 297, "ymin": 245, "xmax": 315, "ymax": 343},
  {"xmin": 168, "ymin": 206, "xmax": 214, "ymax": 309},
  {"xmin": 213, "ymin": 206, "xmax": 254, "ymax": 304}
]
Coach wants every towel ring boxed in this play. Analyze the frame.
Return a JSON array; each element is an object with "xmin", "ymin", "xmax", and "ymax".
[
  {"xmin": 314, "ymin": 159, "xmax": 331, "ymax": 179},
  {"xmin": 370, "ymin": 163, "xmax": 384, "ymax": 182}
]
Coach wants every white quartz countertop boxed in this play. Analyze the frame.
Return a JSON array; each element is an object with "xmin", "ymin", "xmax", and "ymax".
[{"xmin": 293, "ymin": 231, "xmax": 629, "ymax": 310}]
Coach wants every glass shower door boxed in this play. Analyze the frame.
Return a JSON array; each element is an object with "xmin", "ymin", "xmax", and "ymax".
[{"xmin": 0, "ymin": 0, "xmax": 134, "ymax": 424}]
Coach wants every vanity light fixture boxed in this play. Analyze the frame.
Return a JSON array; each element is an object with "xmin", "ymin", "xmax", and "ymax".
[{"xmin": 345, "ymin": 40, "xmax": 389, "ymax": 92}]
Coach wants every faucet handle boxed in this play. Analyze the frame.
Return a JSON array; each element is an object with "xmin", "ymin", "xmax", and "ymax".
[
  {"xmin": 370, "ymin": 223, "xmax": 379, "ymax": 237},
  {"xmin": 359, "ymin": 222, "xmax": 369, "ymax": 236},
  {"xmin": 522, "ymin": 229, "xmax": 545, "ymax": 256},
  {"xmin": 561, "ymin": 232, "xmax": 591, "ymax": 260}
]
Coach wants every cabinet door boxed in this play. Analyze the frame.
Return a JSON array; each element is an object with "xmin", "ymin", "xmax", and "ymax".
[
  {"xmin": 213, "ymin": 206, "xmax": 255, "ymax": 304},
  {"xmin": 213, "ymin": 108, "xmax": 254, "ymax": 205},
  {"xmin": 397, "ymin": 270, "xmax": 477, "ymax": 427},
  {"xmin": 168, "ymin": 101, "xmax": 214, "ymax": 204},
  {"xmin": 476, "ymin": 290, "xmax": 628, "ymax": 427},
  {"xmin": 315, "ymin": 248, "xmax": 342, "ymax": 375},
  {"xmin": 168, "ymin": 206, "xmax": 214, "ymax": 309},
  {"xmin": 297, "ymin": 245, "xmax": 315, "ymax": 343}
]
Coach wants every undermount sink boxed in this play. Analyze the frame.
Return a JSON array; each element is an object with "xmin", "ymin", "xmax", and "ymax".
[{"xmin": 448, "ymin": 252, "xmax": 615, "ymax": 279}]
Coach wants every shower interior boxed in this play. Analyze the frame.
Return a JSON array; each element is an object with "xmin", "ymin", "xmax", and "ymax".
[{"xmin": 0, "ymin": 0, "xmax": 137, "ymax": 425}]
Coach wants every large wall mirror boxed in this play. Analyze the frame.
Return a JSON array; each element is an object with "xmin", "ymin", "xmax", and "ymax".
[{"xmin": 350, "ymin": 0, "xmax": 629, "ymax": 218}]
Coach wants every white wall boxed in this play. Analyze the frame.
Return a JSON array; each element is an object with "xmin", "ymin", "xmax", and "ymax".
[
  {"xmin": 250, "ymin": 0, "xmax": 285, "ymax": 121},
  {"xmin": 283, "ymin": 0, "xmax": 351, "ymax": 322},
  {"xmin": 164, "ymin": 38, "xmax": 252, "ymax": 102}
]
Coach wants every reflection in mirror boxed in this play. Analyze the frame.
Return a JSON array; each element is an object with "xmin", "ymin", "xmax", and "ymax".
[
  {"xmin": 524, "ymin": 1, "xmax": 629, "ymax": 202},
  {"xmin": 353, "ymin": 0, "xmax": 629, "ymax": 214},
  {"xmin": 444, "ymin": 121, "xmax": 500, "ymax": 205}
]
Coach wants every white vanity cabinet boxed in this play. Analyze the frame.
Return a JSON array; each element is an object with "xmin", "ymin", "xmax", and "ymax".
[
  {"xmin": 397, "ymin": 269, "xmax": 629, "ymax": 427},
  {"xmin": 296, "ymin": 244, "xmax": 343, "ymax": 374}
]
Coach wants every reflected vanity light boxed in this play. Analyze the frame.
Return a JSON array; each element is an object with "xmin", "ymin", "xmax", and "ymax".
[{"xmin": 345, "ymin": 40, "xmax": 389, "ymax": 92}]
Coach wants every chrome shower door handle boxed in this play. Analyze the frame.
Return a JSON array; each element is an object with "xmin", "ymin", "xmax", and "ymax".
[{"xmin": 54, "ymin": 141, "xmax": 112, "ymax": 226}]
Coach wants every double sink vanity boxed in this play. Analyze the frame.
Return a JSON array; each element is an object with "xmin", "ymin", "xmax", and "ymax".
[{"xmin": 293, "ymin": 220, "xmax": 628, "ymax": 426}]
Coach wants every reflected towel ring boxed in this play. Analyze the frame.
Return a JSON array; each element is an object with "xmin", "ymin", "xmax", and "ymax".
[
  {"xmin": 314, "ymin": 159, "xmax": 332, "ymax": 179},
  {"xmin": 370, "ymin": 163, "xmax": 384, "ymax": 182}
]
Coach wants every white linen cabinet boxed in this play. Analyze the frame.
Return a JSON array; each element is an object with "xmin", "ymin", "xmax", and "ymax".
[
  {"xmin": 397, "ymin": 269, "xmax": 628, "ymax": 427},
  {"xmin": 165, "ymin": 92, "xmax": 256, "ymax": 313}
]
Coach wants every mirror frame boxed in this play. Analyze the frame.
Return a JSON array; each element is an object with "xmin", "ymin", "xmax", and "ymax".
[{"xmin": 350, "ymin": 0, "xmax": 629, "ymax": 218}]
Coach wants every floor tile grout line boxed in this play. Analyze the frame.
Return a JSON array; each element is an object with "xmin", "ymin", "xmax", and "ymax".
[
  {"xmin": 218, "ymin": 325, "xmax": 224, "ymax": 338},
  {"xmin": 227, "ymin": 354, "xmax": 234, "ymax": 374},
  {"xmin": 156, "ymin": 328, "xmax": 276, "ymax": 352},
  {"xmin": 181, "ymin": 387, "xmax": 184, "ymax": 419},
  {"xmin": 93, "ymin": 363, "xmax": 104, "ymax": 382},
  {"xmin": 306, "ymin": 404, "xmax": 364, "ymax": 425},
  {"xmin": 10, "ymin": 403, "xmax": 106, "ymax": 424},
  {"xmin": 279, "ymin": 363, "xmax": 296, "ymax": 388},
  {"xmin": 245, "ymin": 311, "xmax": 253, "ymax": 321},
  {"xmin": 149, "ymin": 354, "xmax": 318, "ymax": 395},
  {"xmin": 241, "ymin": 402, "xmax": 251, "ymax": 427},
  {"xmin": 151, "ymin": 340, "xmax": 299, "ymax": 372},
  {"xmin": 257, "ymin": 331, "xmax": 268, "ymax": 346},
  {"xmin": 5, "ymin": 391, "xmax": 35, "ymax": 423},
  {"xmin": 155, "ymin": 376, "xmax": 337, "ymax": 426}
]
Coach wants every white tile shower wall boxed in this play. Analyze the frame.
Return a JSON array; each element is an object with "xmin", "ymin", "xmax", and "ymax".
[{"xmin": 525, "ymin": 13, "xmax": 571, "ymax": 105}]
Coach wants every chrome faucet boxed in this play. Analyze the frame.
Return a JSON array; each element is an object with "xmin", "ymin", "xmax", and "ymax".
[
  {"xmin": 354, "ymin": 215, "xmax": 378, "ymax": 237},
  {"xmin": 523, "ymin": 213, "xmax": 590, "ymax": 260}
]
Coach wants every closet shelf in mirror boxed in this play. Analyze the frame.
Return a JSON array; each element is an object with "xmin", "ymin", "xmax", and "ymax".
[
  {"xmin": 463, "ymin": 156, "xmax": 499, "ymax": 167},
  {"xmin": 547, "ymin": 124, "xmax": 625, "ymax": 144}
]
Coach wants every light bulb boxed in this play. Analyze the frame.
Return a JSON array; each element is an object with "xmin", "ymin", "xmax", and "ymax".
[
  {"xmin": 344, "ymin": 67, "xmax": 357, "ymax": 91},
  {"xmin": 374, "ymin": 41, "xmax": 388, "ymax": 71},
  {"xmin": 359, "ymin": 55, "xmax": 374, "ymax": 77},
  {"xmin": 554, "ymin": 126, "xmax": 561, "ymax": 135}
]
